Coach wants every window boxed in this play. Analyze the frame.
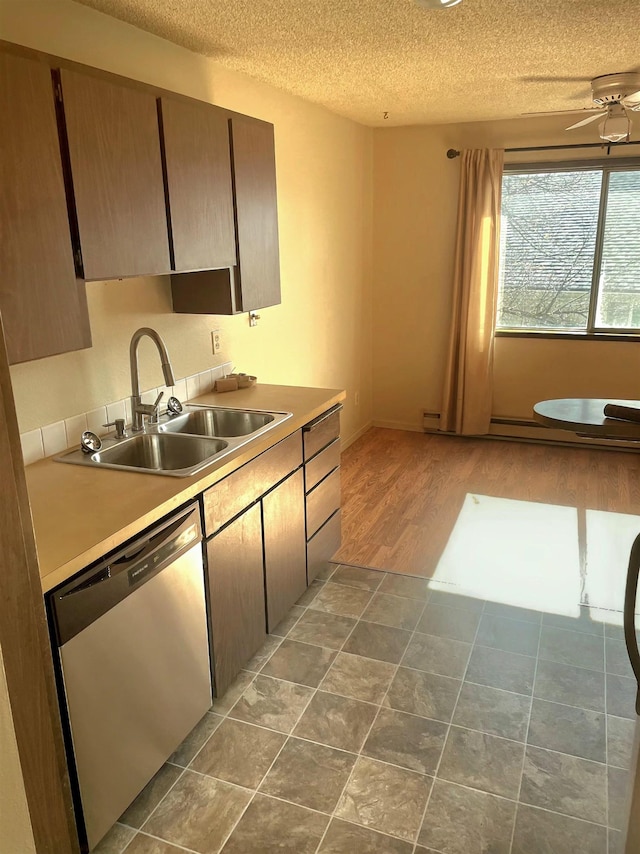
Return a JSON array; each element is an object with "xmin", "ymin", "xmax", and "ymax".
[{"xmin": 496, "ymin": 164, "xmax": 640, "ymax": 333}]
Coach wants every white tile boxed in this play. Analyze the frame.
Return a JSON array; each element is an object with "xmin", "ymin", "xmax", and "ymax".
[
  {"xmin": 186, "ymin": 375, "xmax": 199, "ymax": 401},
  {"xmin": 173, "ymin": 379, "xmax": 187, "ymax": 403},
  {"xmin": 211, "ymin": 364, "xmax": 226, "ymax": 381},
  {"xmin": 86, "ymin": 406, "xmax": 108, "ymax": 437},
  {"xmin": 20, "ymin": 429, "xmax": 44, "ymax": 465},
  {"xmin": 65, "ymin": 413, "xmax": 88, "ymax": 449},
  {"xmin": 198, "ymin": 370, "xmax": 213, "ymax": 394},
  {"xmin": 106, "ymin": 399, "xmax": 127, "ymax": 425},
  {"xmin": 140, "ymin": 388, "xmax": 159, "ymax": 406},
  {"xmin": 42, "ymin": 421, "xmax": 67, "ymax": 457},
  {"xmin": 124, "ymin": 397, "xmax": 133, "ymax": 424}
]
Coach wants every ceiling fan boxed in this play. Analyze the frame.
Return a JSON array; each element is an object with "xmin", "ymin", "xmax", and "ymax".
[{"xmin": 524, "ymin": 72, "xmax": 640, "ymax": 143}]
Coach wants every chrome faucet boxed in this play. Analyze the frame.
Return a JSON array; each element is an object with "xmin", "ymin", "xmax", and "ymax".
[{"xmin": 129, "ymin": 328, "xmax": 176, "ymax": 432}]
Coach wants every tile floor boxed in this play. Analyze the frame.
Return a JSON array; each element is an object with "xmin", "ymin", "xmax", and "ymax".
[{"xmin": 95, "ymin": 564, "xmax": 637, "ymax": 854}]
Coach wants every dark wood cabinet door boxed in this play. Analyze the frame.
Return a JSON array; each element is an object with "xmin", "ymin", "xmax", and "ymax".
[
  {"xmin": 59, "ymin": 68, "xmax": 170, "ymax": 280},
  {"xmin": 206, "ymin": 503, "xmax": 266, "ymax": 697},
  {"xmin": 159, "ymin": 97, "xmax": 236, "ymax": 272},
  {"xmin": 231, "ymin": 117, "xmax": 281, "ymax": 312},
  {"xmin": 263, "ymin": 469, "xmax": 307, "ymax": 632},
  {"xmin": 0, "ymin": 52, "xmax": 91, "ymax": 364}
]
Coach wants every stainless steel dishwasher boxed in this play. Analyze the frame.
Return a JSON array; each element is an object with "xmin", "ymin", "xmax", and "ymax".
[{"xmin": 48, "ymin": 502, "xmax": 211, "ymax": 851}]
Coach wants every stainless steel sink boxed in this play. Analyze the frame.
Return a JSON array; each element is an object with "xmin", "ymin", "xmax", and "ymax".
[
  {"xmin": 159, "ymin": 407, "xmax": 276, "ymax": 438},
  {"xmin": 55, "ymin": 405, "xmax": 293, "ymax": 477},
  {"xmin": 57, "ymin": 433, "xmax": 229, "ymax": 477}
]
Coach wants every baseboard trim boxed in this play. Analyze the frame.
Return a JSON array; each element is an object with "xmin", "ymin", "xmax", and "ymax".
[
  {"xmin": 372, "ymin": 419, "xmax": 423, "ymax": 433},
  {"xmin": 341, "ymin": 420, "xmax": 373, "ymax": 451}
]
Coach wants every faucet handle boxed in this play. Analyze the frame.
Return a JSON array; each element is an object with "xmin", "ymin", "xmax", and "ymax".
[{"xmin": 147, "ymin": 392, "xmax": 165, "ymax": 425}]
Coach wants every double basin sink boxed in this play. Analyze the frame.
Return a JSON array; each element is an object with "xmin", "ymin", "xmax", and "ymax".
[{"xmin": 57, "ymin": 406, "xmax": 293, "ymax": 477}]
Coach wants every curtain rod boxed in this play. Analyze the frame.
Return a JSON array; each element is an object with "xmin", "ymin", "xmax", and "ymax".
[{"xmin": 446, "ymin": 141, "xmax": 640, "ymax": 158}]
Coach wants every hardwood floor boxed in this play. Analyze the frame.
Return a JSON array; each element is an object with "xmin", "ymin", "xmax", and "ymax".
[{"xmin": 335, "ymin": 427, "xmax": 640, "ymax": 581}]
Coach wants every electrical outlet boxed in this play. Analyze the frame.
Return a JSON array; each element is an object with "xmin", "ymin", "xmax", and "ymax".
[
  {"xmin": 211, "ymin": 330, "xmax": 222, "ymax": 355},
  {"xmin": 354, "ymin": 391, "xmax": 360, "ymax": 407}
]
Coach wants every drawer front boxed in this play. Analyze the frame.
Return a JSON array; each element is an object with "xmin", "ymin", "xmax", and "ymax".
[
  {"xmin": 203, "ymin": 431, "xmax": 302, "ymax": 536},
  {"xmin": 306, "ymin": 466, "xmax": 341, "ymax": 540},
  {"xmin": 303, "ymin": 407, "xmax": 341, "ymax": 462},
  {"xmin": 305, "ymin": 438, "xmax": 340, "ymax": 493},
  {"xmin": 307, "ymin": 510, "xmax": 341, "ymax": 583}
]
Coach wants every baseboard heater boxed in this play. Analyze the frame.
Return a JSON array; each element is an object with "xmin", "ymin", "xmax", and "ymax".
[{"xmin": 422, "ymin": 411, "xmax": 640, "ymax": 451}]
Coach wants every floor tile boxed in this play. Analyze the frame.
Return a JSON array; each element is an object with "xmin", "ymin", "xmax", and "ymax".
[
  {"xmin": 316, "ymin": 563, "xmax": 338, "ymax": 581},
  {"xmin": 245, "ymin": 635, "xmax": 282, "ymax": 672},
  {"xmin": 260, "ymin": 639, "xmax": 336, "ymax": 687},
  {"xmin": 453, "ymin": 682, "xmax": 531, "ymax": 741},
  {"xmin": 297, "ymin": 580, "xmax": 324, "ymax": 607},
  {"xmin": 287, "ymin": 609, "xmax": 356, "ymax": 650},
  {"xmin": 402, "ymin": 633, "xmax": 471, "ymax": 678},
  {"xmin": 143, "ymin": 770, "xmax": 251, "ymax": 854},
  {"xmin": 418, "ymin": 779, "xmax": 516, "ymax": 854},
  {"xmin": 606, "ymin": 673, "xmax": 637, "ymax": 719},
  {"xmin": 169, "ymin": 712, "xmax": 223, "ymax": 767},
  {"xmin": 319, "ymin": 652, "xmax": 396, "ymax": 704},
  {"xmin": 271, "ymin": 605, "xmax": 305, "ymax": 637},
  {"xmin": 534, "ymin": 660, "xmax": 605, "ymax": 712},
  {"xmin": 428, "ymin": 589, "xmax": 485, "ymax": 613},
  {"xmin": 384, "ymin": 668, "xmax": 461, "ymax": 722},
  {"xmin": 229, "ymin": 675, "xmax": 313, "ymax": 733},
  {"xmin": 520, "ymin": 745, "xmax": 607, "ymax": 824},
  {"xmin": 221, "ymin": 793, "xmax": 328, "ymax": 854},
  {"xmin": 308, "ymin": 582, "xmax": 373, "ymax": 618},
  {"xmin": 512, "ymin": 804, "xmax": 607, "ymax": 854},
  {"xmin": 466, "ymin": 645, "xmax": 536, "ymax": 695},
  {"xmin": 484, "ymin": 601, "xmax": 542, "ymax": 624},
  {"xmin": 93, "ymin": 823, "xmax": 135, "ymax": 853},
  {"xmin": 361, "ymin": 592, "xmax": 425, "ymax": 630},
  {"xmin": 416, "ymin": 602, "xmax": 481, "ymax": 643},
  {"xmin": 605, "ymin": 637, "xmax": 635, "ymax": 678},
  {"xmin": 362, "ymin": 707, "xmax": 447, "ymax": 775},
  {"xmin": 378, "ymin": 574, "xmax": 431, "ymax": 600},
  {"xmin": 293, "ymin": 690, "xmax": 378, "ymax": 752},
  {"xmin": 330, "ymin": 564, "xmax": 384, "ymax": 591},
  {"xmin": 190, "ymin": 718, "xmax": 285, "ymax": 788},
  {"xmin": 120, "ymin": 764, "xmax": 182, "ymax": 828},
  {"xmin": 527, "ymin": 699, "xmax": 606, "ymax": 763},
  {"xmin": 318, "ymin": 818, "xmax": 413, "ymax": 853},
  {"xmin": 342, "ymin": 621, "xmax": 411, "ymax": 664},
  {"xmin": 608, "ymin": 828, "xmax": 625, "ymax": 854},
  {"xmin": 259, "ymin": 737, "xmax": 356, "ymax": 813},
  {"xmin": 607, "ymin": 714, "xmax": 636, "ymax": 769},
  {"xmin": 335, "ymin": 756, "xmax": 432, "ymax": 841},
  {"xmin": 211, "ymin": 670, "xmax": 254, "ymax": 715},
  {"xmin": 476, "ymin": 614, "xmax": 540, "ymax": 657},
  {"xmin": 538, "ymin": 625, "xmax": 604, "ymax": 671},
  {"xmin": 543, "ymin": 608, "xmax": 605, "ymax": 637},
  {"xmin": 120, "ymin": 835, "xmax": 190, "ymax": 854},
  {"xmin": 608, "ymin": 765, "xmax": 631, "ymax": 831},
  {"xmin": 438, "ymin": 726, "xmax": 524, "ymax": 799}
]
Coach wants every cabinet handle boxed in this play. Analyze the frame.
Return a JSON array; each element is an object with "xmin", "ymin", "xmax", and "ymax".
[
  {"xmin": 303, "ymin": 404, "xmax": 343, "ymax": 433},
  {"xmin": 624, "ymin": 532, "xmax": 640, "ymax": 715}
]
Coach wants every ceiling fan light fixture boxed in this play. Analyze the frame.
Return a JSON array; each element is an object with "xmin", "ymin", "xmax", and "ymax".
[
  {"xmin": 415, "ymin": 0, "xmax": 463, "ymax": 9},
  {"xmin": 599, "ymin": 107, "xmax": 632, "ymax": 143}
]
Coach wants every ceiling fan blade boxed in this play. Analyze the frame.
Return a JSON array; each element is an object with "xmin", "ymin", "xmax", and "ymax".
[
  {"xmin": 566, "ymin": 112, "xmax": 605, "ymax": 130},
  {"xmin": 521, "ymin": 108, "xmax": 602, "ymax": 118},
  {"xmin": 521, "ymin": 75, "xmax": 592, "ymax": 84}
]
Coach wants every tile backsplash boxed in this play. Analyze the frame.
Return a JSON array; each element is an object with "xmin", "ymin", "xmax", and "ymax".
[{"xmin": 20, "ymin": 362, "xmax": 232, "ymax": 466}]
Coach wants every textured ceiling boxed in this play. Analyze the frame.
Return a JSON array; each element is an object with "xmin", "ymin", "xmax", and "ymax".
[{"xmin": 72, "ymin": 0, "xmax": 640, "ymax": 127}]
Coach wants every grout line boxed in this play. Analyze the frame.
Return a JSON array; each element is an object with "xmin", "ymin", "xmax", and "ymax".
[
  {"xmin": 508, "ymin": 608, "xmax": 542, "ymax": 853},
  {"xmin": 123, "ymin": 828, "xmax": 200, "ymax": 853},
  {"xmin": 604, "ymin": 632, "xmax": 610, "ymax": 846}
]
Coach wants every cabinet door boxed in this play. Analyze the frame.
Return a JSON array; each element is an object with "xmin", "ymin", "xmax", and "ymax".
[
  {"xmin": 263, "ymin": 469, "xmax": 307, "ymax": 632},
  {"xmin": 59, "ymin": 68, "xmax": 170, "ymax": 280},
  {"xmin": 159, "ymin": 97, "xmax": 236, "ymax": 272},
  {"xmin": 206, "ymin": 503, "xmax": 266, "ymax": 697},
  {"xmin": 231, "ymin": 116, "xmax": 281, "ymax": 311},
  {"xmin": 0, "ymin": 52, "xmax": 91, "ymax": 364}
]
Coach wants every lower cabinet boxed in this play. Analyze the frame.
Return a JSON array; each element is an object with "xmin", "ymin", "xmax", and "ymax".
[
  {"xmin": 203, "ymin": 432, "xmax": 307, "ymax": 697},
  {"xmin": 206, "ymin": 503, "xmax": 266, "ymax": 697}
]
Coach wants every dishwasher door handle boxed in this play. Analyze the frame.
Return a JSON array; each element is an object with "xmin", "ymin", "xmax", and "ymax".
[{"xmin": 624, "ymin": 532, "xmax": 640, "ymax": 715}]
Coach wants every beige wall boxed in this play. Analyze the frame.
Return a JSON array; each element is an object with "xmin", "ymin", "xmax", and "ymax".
[
  {"xmin": 0, "ymin": 0, "xmax": 373, "ymax": 446},
  {"xmin": 0, "ymin": 648, "xmax": 36, "ymax": 854},
  {"xmin": 372, "ymin": 119, "xmax": 639, "ymax": 429}
]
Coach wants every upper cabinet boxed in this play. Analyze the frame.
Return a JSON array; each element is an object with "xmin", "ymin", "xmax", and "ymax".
[
  {"xmin": 159, "ymin": 97, "xmax": 237, "ymax": 272},
  {"xmin": 171, "ymin": 115, "xmax": 281, "ymax": 315},
  {"xmin": 58, "ymin": 68, "xmax": 171, "ymax": 281},
  {"xmin": 0, "ymin": 52, "xmax": 91, "ymax": 364}
]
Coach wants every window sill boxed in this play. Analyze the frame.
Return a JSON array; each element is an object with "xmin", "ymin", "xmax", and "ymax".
[{"xmin": 496, "ymin": 330, "xmax": 640, "ymax": 342}]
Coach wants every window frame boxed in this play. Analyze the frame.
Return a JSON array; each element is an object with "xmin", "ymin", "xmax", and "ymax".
[{"xmin": 497, "ymin": 156, "xmax": 640, "ymax": 340}]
